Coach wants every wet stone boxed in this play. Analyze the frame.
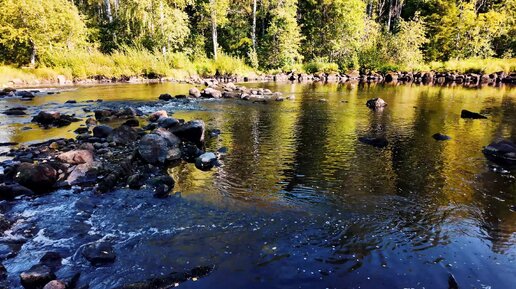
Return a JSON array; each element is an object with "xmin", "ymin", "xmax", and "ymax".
[
  {"xmin": 461, "ymin": 109, "xmax": 487, "ymax": 119},
  {"xmin": 42, "ymin": 280, "xmax": 66, "ymax": 289},
  {"xmin": 432, "ymin": 133, "xmax": 451, "ymax": 141},
  {"xmin": 19, "ymin": 264, "xmax": 56, "ymax": 289},
  {"xmin": 92, "ymin": 125, "xmax": 113, "ymax": 138},
  {"xmin": 366, "ymin": 98, "xmax": 387, "ymax": 109},
  {"xmin": 195, "ymin": 152, "xmax": 218, "ymax": 171},
  {"xmin": 82, "ymin": 241, "xmax": 116, "ymax": 265}
]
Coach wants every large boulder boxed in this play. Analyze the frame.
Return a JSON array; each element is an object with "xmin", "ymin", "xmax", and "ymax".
[
  {"xmin": 366, "ymin": 98, "xmax": 387, "ymax": 109},
  {"xmin": 482, "ymin": 140, "xmax": 516, "ymax": 167},
  {"xmin": 14, "ymin": 163, "xmax": 58, "ymax": 193},
  {"xmin": 170, "ymin": 120, "xmax": 205, "ymax": 145},
  {"xmin": 108, "ymin": 125, "xmax": 138, "ymax": 145},
  {"xmin": 461, "ymin": 109, "xmax": 487, "ymax": 119},
  {"xmin": 153, "ymin": 128, "xmax": 181, "ymax": 147},
  {"xmin": 19, "ymin": 264, "xmax": 56, "ymax": 289},
  {"xmin": 57, "ymin": 150, "xmax": 96, "ymax": 185},
  {"xmin": 138, "ymin": 134, "xmax": 169, "ymax": 164}
]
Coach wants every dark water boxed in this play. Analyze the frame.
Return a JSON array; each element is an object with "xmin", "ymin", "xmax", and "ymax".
[{"xmin": 0, "ymin": 82, "xmax": 515, "ymax": 289}]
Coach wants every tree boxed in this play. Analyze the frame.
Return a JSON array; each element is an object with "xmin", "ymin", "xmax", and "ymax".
[
  {"xmin": 0, "ymin": 0, "xmax": 87, "ymax": 65},
  {"xmin": 261, "ymin": 0, "xmax": 303, "ymax": 70}
]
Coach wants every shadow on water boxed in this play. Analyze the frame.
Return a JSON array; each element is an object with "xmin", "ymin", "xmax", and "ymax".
[{"xmin": 0, "ymin": 82, "xmax": 515, "ymax": 288}]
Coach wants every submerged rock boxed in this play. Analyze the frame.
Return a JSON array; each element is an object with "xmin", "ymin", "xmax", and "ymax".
[
  {"xmin": 195, "ymin": 152, "xmax": 218, "ymax": 171},
  {"xmin": 358, "ymin": 136, "xmax": 388, "ymax": 148},
  {"xmin": 366, "ymin": 98, "xmax": 387, "ymax": 109},
  {"xmin": 19, "ymin": 264, "xmax": 56, "ymax": 289},
  {"xmin": 482, "ymin": 139, "xmax": 516, "ymax": 167},
  {"xmin": 432, "ymin": 133, "xmax": 451, "ymax": 141},
  {"xmin": 82, "ymin": 241, "xmax": 116, "ymax": 265},
  {"xmin": 114, "ymin": 265, "xmax": 214, "ymax": 289},
  {"xmin": 461, "ymin": 109, "xmax": 487, "ymax": 119}
]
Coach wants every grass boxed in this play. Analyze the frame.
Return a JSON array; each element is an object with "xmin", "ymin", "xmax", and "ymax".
[
  {"xmin": 1, "ymin": 47, "xmax": 259, "ymax": 86},
  {"xmin": 429, "ymin": 58, "xmax": 516, "ymax": 74}
]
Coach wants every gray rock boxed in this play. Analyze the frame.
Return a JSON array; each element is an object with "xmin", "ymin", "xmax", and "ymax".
[
  {"xmin": 108, "ymin": 125, "xmax": 138, "ymax": 145},
  {"xmin": 189, "ymin": 87, "xmax": 201, "ymax": 98},
  {"xmin": 195, "ymin": 152, "xmax": 218, "ymax": 171},
  {"xmin": 170, "ymin": 120, "xmax": 205, "ymax": 145},
  {"xmin": 138, "ymin": 134, "xmax": 169, "ymax": 164}
]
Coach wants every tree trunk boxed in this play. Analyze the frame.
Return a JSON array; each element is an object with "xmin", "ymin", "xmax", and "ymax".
[
  {"xmin": 104, "ymin": 0, "xmax": 113, "ymax": 23},
  {"xmin": 210, "ymin": 0, "xmax": 218, "ymax": 59},
  {"xmin": 387, "ymin": 0, "xmax": 392, "ymax": 31},
  {"xmin": 29, "ymin": 39, "xmax": 36, "ymax": 67},
  {"xmin": 252, "ymin": 0, "xmax": 257, "ymax": 52}
]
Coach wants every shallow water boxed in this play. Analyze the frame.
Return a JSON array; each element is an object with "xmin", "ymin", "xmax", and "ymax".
[{"xmin": 0, "ymin": 82, "xmax": 515, "ymax": 288}]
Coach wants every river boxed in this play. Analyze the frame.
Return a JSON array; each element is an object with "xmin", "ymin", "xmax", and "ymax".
[{"xmin": 0, "ymin": 82, "xmax": 515, "ymax": 288}]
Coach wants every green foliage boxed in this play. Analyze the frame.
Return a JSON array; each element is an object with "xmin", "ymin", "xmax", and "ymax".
[
  {"xmin": 261, "ymin": 0, "xmax": 304, "ymax": 70},
  {"xmin": 0, "ymin": 0, "xmax": 87, "ymax": 65},
  {"xmin": 304, "ymin": 59, "xmax": 340, "ymax": 74},
  {"xmin": 429, "ymin": 58, "xmax": 516, "ymax": 74}
]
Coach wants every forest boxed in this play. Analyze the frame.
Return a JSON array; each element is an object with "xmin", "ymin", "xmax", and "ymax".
[{"xmin": 0, "ymin": 0, "xmax": 515, "ymax": 80}]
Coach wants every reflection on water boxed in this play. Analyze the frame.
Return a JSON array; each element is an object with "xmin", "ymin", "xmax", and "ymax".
[{"xmin": 1, "ymin": 82, "xmax": 515, "ymax": 288}]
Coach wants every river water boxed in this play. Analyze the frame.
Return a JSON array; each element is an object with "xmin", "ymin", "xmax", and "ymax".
[{"xmin": 0, "ymin": 82, "xmax": 515, "ymax": 288}]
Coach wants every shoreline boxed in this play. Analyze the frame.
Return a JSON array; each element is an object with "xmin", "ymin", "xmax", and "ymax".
[{"xmin": 2, "ymin": 70, "xmax": 516, "ymax": 90}]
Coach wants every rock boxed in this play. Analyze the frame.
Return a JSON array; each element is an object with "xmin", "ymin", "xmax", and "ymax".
[
  {"xmin": 65, "ymin": 100, "xmax": 77, "ymax": 104},
  {"xmin": 195, "ymin": 152, "xmax": 218, "ymax": 171},
  {"xmin": 82, "ymin": 241, "xmax": 116, "ymax": 265},
  {"xmin": 170, "ymin": 120, "xmax": 205, "ymax": 145},
  {"xmin": 93, "ymin": 125, "xmax": 113, "ymax": 138},
  {"xmin": 180, "ymin": 143, "xmax": 203, "ymax": 162},
  {"xmin": 157, "ymin": 117, "xmax": 179, "ymax": 129},
  {"xmin": 482, "ymin": 139, "xmax": 516, "ymax": 167},
  {"xmin": 43, "ymin": 280, "xmax": 66, "ymax": 289},
  {"xmin": 153, "ymin": 128, "xmax": 181, "ymax": 147},
  {"xmin": 108, "ymin": 125, "xmax": 138, "ymax": 145},
  {"xmin": 366, "ymin": 98, "xmax": 387, "ymax": 109},
  {"xmin": 148, "ymin": 110, "xmax": 168, "ymax": 122},
  {"xmin": 85, "ymin": 117, "xmax": 97, "ymax": 126},
  {"xmin": 74, "ymin": 127, "xmax": 89, "ymax": 134},
  {"xmin": 32, "ymin": 111, "xmax": 79, "ymax": 127},
  {"xmin": 0, "ymin": 183, "xmax": 34, "ymax": 200},
  {"xmin": 57, "ymin": 150, "xmax": 94, "ymax": 165},
  {"xmin": 39, "ymin": 252, "xmax": 62, "ymax": 271},
  {"xmin": 148, "ymin": 175, "xmax": 175, "ymax": 198},
  {"xmin": 138, "ymin": 134, "xmax": 169, "ymax": 164},
  {"xmin": 3, "ymin": 107, "xmax": 27, "ymax": 115},
  {"xmin": 14, "ymin": 163, "xmax": 58, "ymax": 193},
  {"xmin": 432, "ymin": 133, "xmax": 451, "ymax": 141},
  {"xmin": 358, "ymin": 136, "xmax": 388, "ymax": 148},
  {"xmin": 94, "ymin": 109, "xmax": 114, "ymax": 121},
  {"xmin": 201, "ymin": 88, "xmax": 222, "ymax": 98},
  {"xmin": 16, "ymin": 91, "xmax": 35, "ymax": 99},
  {"xmin": 20, "ymin": 264, "xmax": 56, "ymax": 289},
  {"xmin": 175, "ymin": 94, "xmax": 187, "ymax": 99},
  {"xmin": 158, "ymin": 93, "xmax": 173, "ymax": 101},
  {"xmin": 189, "ymin": 87, "xmax": 201, "ymax": 98},
  {"xmin": 123, "ymin": 118, "xmax": 139, "ymax": 127},
  {"xmin": 460, "ymin": 109, "xmax": 487, "ymax": 119}
]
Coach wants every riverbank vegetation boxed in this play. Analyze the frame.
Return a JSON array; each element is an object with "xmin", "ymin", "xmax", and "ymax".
[{"xmin": 0, "ymin": 0, "xmax": 515, "ymax": 83}]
